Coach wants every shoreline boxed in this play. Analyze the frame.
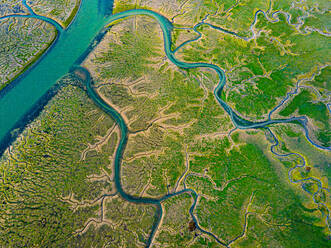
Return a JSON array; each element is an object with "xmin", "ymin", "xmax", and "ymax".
[
  {"xmin": 0, "ymin": 0, "xmax": 106, "ymax": 157},
  {"xmin": 0, "ymin": 28, "xmax": 59, "ymax": 95},
  {"xmin": 45, "ymin": 0, "xmax": 82, "ymax": 28},
  {"xmin": 0, "ymin": 0, "xmax": 83, "ymax": 95},
  {"xmin": 74, "ymin": 27, "xmax": 109, "ymax": 66},
  {"xmin": 0, "ymin": 3, "xmax": 329, "ymax": 244},
  {"xmin": 64, "ymin": 0, "xmax": 82, "ymax": 28},
  {"xmin": 26, "ymin": 0, "xmax": 82, "ymax": 29},
  {"xmin": 0, "ymin": 76, "xmax": 67, "ymax": 156}
]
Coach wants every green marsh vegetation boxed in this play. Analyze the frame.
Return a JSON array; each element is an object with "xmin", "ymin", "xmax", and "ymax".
[
  {"xmin": 113, "ymin": 0, "xmax": 138, "ymax": 14},
  {"xmin": 84, "ymin": 10, "xmax": 330, "ymax": 246},
  {"xmin": 155, "ymin": 193, "xmax": 201, "ymax": 247},
  {"xmin": 313, "ymin": 66, "xmax": 331, "ymax": 91},
  {"xmin": 30, "ymin": 0, "xmax": 79, "ymax": 26},
  {"xmin": 0, "ymin": 75, "xmax": 155, "ymax": 246},
  {"xmin": 88, "ymin": 16, "xmax": 232, "ymax": 199},
  {"xmin": 1, "ymin": 0, "xmax": 330, "ymax": 246},
  {"xmin": 0, "ymin": 17, "xmax": 56, "ymax": 90},
  {"xmin": 177, "ymin": 10, "xmax": 330, "ymax": 120},
  {"xmin": 279, "ymin": 89, "xmax": 330, "ymax": 147},
  {"xmin": 274, "ymin": 124, "xmax": 331, "ymax": 187},
  {"xmin": 186, "ymin": 137, "xmax": 330, "ymax": 247},
  {"xmin": 94, "ymin": 17, "xmax": 162, "ymax": 80}
]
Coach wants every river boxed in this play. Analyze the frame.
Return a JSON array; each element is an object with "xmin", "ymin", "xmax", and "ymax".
[
  {"xmin": 0, "ymin": 0, "xmax": 111, "ymax": 146},
  {"xmin": 0, "ymin": 0, "xmax": 329, "ymax": 246}
]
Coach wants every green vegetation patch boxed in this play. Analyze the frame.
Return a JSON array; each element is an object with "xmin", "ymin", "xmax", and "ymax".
[
  {"xmin": 279, "ymin": 89, "xmax": 330, "ymax": 146},
  {"xmin": 0, "ymin": 17, "xmax": 56, "ymax": 90},
  {"xmin": 313, "ymin": 66, "xmax": 331, "ymax": 91},
  {"xmin": 95, "ymin": 17, "xmax": 161, "ymax": 80},
  {"xmin": 186, "ymin": 137, "xmax": 329, "ymax": 247},
  {"xmin": 0, "ymin": 76, "xmax": 154, "ymax": 246}
]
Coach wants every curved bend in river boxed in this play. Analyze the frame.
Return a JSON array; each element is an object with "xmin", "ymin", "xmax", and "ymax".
[
  {"xmin": 80, "ymin": 8, "xmax": 331, "ymax": 246},
  {"xmin": 103, "ymin": 9, "xmax": 330, "ymax": 150},
  {"xmin": 0, "ymin": 2, "xmax": 330, "ymax": 247},
  {"xmin": 0, "ymin": 2, "xmax": 328, "ymax": 152}
]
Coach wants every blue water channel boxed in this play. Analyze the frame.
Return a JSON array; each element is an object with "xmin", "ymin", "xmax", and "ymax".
[{"xmin": 0, "ymin": 0, "xmax": 330, "ymax": 245}]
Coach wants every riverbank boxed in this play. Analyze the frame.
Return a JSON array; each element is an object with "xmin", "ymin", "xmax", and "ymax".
[
  {"xmin": 0, "ymin": 72, "xmax": 69, "ymax": 155},
  {"xmin": 0, "ymin": 1, "xmax": 330, "ymax": 245},
  {"xmin": 28, "ymin": 0, "xmax": 82, "ymax": 29},
  {"xmin": 63, "ymin": 0, "xmax": 82, "ymax": 28},
  {"xmin": 0, "ymin": 28, "xmax": 58, "ymax": 93}
]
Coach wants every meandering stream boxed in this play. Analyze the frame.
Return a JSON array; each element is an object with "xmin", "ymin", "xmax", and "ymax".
[{"xmin": 0, "ymin": 0, "xmax": 330, "ymax": 246}]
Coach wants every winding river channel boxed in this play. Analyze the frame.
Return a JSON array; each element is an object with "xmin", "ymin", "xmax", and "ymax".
[{"xmin": 0, "ymin": 0, "xmax": 330, "ymax": 246}]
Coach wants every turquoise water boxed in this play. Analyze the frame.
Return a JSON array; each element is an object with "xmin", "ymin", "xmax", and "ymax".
[
  {"xmin": 0, "ymin": 0, "xmax": 329, "ymax": 245},
  {"xmin": 0, "ymin": 1, "xmax": 328, "ymax": 151},
  {"xmin": 78, "ymin": 8, "xmax": 330, "ymax": 244},
  {"xmin": 80, "ymin": 65, "xmax": 227, "ymax": 247},
  {"xmin": 0, "ymin": 0, "xmax": 109, "ymax": 141}
]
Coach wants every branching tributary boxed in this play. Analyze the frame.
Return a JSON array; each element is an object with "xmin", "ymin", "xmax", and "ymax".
[{"xmin": 1, "ymin": 0, "xmax": 330, "ymax": 246}]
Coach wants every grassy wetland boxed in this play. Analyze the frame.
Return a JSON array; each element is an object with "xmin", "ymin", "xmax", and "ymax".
[
  {"xmin": 0, "ymin": 0, "xmax": 330, "ymax": 247},
  {"xmin": 0, "ymin": 16, "xmax": 56, "ymax": 90}
]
